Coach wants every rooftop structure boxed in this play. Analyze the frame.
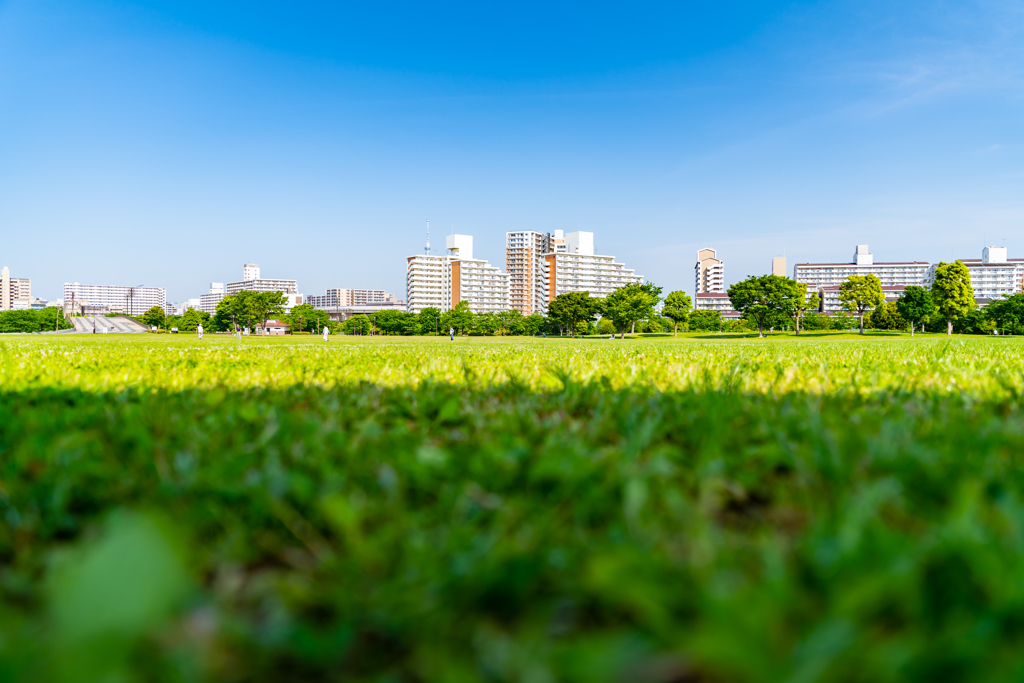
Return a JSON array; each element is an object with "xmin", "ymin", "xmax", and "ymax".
[{"xmin": 772, "ymin": 256, "xmax": 787, "ymax": 277}]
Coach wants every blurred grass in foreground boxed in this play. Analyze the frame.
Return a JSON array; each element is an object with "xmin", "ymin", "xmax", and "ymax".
[{"xmin": 1, "ymin": 335, "xmax": 1024, "ymax": 682}]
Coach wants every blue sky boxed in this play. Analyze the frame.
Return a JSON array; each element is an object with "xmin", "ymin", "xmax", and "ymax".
[{"xmin": 1, "ymin": 0, "xmax": 1022, "ymax": 302}]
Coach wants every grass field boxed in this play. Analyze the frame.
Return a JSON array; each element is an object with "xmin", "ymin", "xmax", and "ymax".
[{"xmin": 2, "ymin": 333, "xmax": 1024, "ymax": 682}]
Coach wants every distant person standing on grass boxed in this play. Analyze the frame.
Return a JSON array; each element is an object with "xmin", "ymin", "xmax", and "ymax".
[
  {"xmin": 197, "ymin": 323, "xmax": 203, "ymax": 340},
  {"xmin": 236, "ymin": 325, "xmax": 241, "ymax": 341},
  {"xmin": 323, "ymin": 324, "xmax": 330, "ymax": 341},
  {"xmin": 449, "ymin": 326, "xmax": 454, "ymax": 341}
]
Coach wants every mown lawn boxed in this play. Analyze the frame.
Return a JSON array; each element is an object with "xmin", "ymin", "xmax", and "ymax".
[{"xmin": 2, "ymin": 334, "xmax": 1024, "ymax": 682}]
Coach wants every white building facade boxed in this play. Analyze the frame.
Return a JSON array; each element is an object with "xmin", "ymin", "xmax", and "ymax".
[
  {"xmin": 925, "ymin": 247, "xmax": 1024, "ymax": 303},
  {"xmin": 544, "ymin": 230, "xmax": 641, "ymax": 301},
  {"xmin": 794, "ymin": 245, "xmax": 930, "ymax": 289},
  {"xmin": 62, "ymin": 282, "xmax": 167, "ymax": 316},
  {"xmin": 406, "ymin": 235, "xmax": 510, "ymax": 315},
  {"xmin": 694, "ymin": 292, "xmax": 739, "ymax": 318},
  {"xmin": 225, "ymin": 264, "xmax": 301, "ymax": 309}
]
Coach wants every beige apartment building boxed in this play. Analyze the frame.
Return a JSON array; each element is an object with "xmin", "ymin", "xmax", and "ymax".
[
  {"xmin": 695, "ymin": 248, "xmax": 724, "ymax": 293},
  {"xmin": 1, "ymin": 267, "xmax": 32, "ymax": 311}
]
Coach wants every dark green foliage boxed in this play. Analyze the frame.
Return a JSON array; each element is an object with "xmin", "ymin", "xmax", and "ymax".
[
  {"xmin": 142, "ymin": 306, "xmax": 166, "ymax": 328},
  {"xmin": 688, "ymin": 310, "xmax": 722, "ymax": 332},
  {"xmin": 866, "ymin": 301, "xmax": 907, "ymax": 331},
  {"xmin": 547, "ymin": 291, "xmax": 602, "ymax": 338},
  {"xmin": 985, "ymin": 294, "xmax": 1024, "ymax": 335},
  {"xmin": 727, "ymin": 275, "xmax": 801, "ymax": 337},
  {"xmin": 0, "ymin": 307, "xmax": 72, "ymax": 333}
]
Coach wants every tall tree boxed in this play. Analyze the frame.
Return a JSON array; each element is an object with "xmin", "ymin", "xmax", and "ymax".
[
  {"xmin": 251, "ymin": 291, "xmax": 288, "ymax": 334},
  {"xmin": 440, "ymin": 301, "xmax": 474, "ymax": 336},
  {"xmin": 602, "ymin": 283, "xmax": 662, "ymax": 338},
  {"xmin": 496, "ymin": 309, "xmax": 523, "ymax": 336},
  {"xmin": 896, "ymin": 286, "xmax": 934, "ymax": 336},
  {"xmin": 985, "ymin": 293, "xmax": 1024, "ymax": 335},
  {"xmin": 546, "ymin": 291, "xmax": 601, "ymax": 338},
  {"xmin": 780, "ymin": 282, "xmax": 819, "ymax": 336},
  {"xmin": 141, "ymin": 306, "xmax": 165, "ymax": 329},
  {"xmin": 418, "ymin": 307, "xmax": 442, "ymax": 336},
  {"xmin": 838, "ymin": 274, "xmax": 886, "ymax": 335},
  {"xmin": 931, "ymin": 260, "xmax": 975, "ymax": 335},
  {"xmin": 727, "ymin": 274, "xmax": 796, "ymax": 338},
  {"xmin": 661, "ymin": 291, "xmax": 692, "ymax": 336},
  {"xmin": 288, "ymin": 304, "xmax": 327, "ymax": 334},
  {"xmin": 179, "ymin": 307, "xmax": 210, "ymax": 331}
]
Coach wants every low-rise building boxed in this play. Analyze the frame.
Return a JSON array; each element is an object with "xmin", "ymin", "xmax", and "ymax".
[
  {"xmin": 694, "ymin": 292, "xmax": 740, "ymax": 318},
  {"xmin": 307, "ymin": 289, "xmax": 398, "ymax": 309},
  {"xmin": 256, "ymin": 319, "xmax": 291, "ymax": 335}
]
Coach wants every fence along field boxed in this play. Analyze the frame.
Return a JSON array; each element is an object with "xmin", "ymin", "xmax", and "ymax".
[{"xmin": 2, "ymin": 334, "xmax": 1024, "ymax": 682}]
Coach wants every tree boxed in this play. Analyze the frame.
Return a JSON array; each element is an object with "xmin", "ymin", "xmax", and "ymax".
[
  {"xmin": 602, "ymin": 283, "xmax": 662, "ymax": 338},
  {"xmin": 865, "ymin": 302, "xmax": 906, "ymax": 331},
  {"xmin": 288, "ymin": 304, "xmax": 328, "ymax": 334},
  {"xmin": 688, "ymin": 310, "xmax": 722, "ymax": 332},
  {"xmin": 838, "ymin": 274, "xmax": 885, "ymax": 335},
  {"xmin": 343, "ymin": 315, "xmax": 371, "ymax": 335},
  {"xmin": 727, "ymin": 275, "xmax": 797, "ymax": 338},
  {"xmin": 440, "ymin": 301, "xmax": 474, "ymax": 336},
  {"xmin": 141, "ymin": 306, "xmax": 165, "ymax": 329},
  {"xmin": 523, "ymin": 312, "xmax": 545, "ymax": 337},
  {"xmin": 931, "ymin": 260, "xmax": 975, "ymax": 335},
  {"xmin": 662, "ymin": 291, "xmax": 692, "ymax": 336},
  {"xmin": 252, "ymin": 291, "xmax": 288, "ymax": 334},
  {"xmin": 473, "ymin": 312, "xmax": 500, "ymax": 336},
  {"xmin": 496, "ymin": 309, "xmax": 523, "ymax": 336},
  {"xmin": 418, "ymin": 307, "xmax": 442, "ymax": 336},
  {"xmin": 985, "ymin": 293, "xmax": 1024, "ymax": 335},
  {"xmin": 179, "ymin": 307, "xmax": 210, "ymax": 332},
  {"xmin": 896, "ymin": 286, "xmax": 934, "ymax": 336},
  {"xmin": 781, "ymin": 283, "xmax": 819, "ymax": 336},
  {"xmin": 546, "ymin": 291, "xmax": 602, "ymax": 338}
]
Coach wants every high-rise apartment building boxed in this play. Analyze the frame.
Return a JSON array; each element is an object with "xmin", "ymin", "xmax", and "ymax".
[
  {"xmin": 794, "ymin": 245, "xmax": 930, "ymax": 289},
  {"xmin": 199, "ymin": 283, "xmax": 226, "ymax": 314},
  {"xmin": 406, "ymin": 235, "xmax": 510, "ymax": 314},
  {"xmin": 243, "ymin": 263, "xmax": 260, "ymax": 281},
  {"xmin": 543, "ymin": 231, "xmax": 641, "ymax": 302},
  {"xmin": 1, "ymin": 267, "xmax": 31, "ymax": 311},
  {"xmin": 925, "ymin": 247, "xmax": 1024, "ymax": 302},
  {"xmin": 506, "ymin": 231, "xmax": 552, "ymax": 315},
  {"xmin": 505, "ymin": 230, "xmax": 641, "ymax": 313},
  {"xmin": 62, "ymin": 283, "xmax": 167, "ymax": 316},
  {"xmin": 695, "ymin": 248, "xmax": 724, "ymax": 293}
]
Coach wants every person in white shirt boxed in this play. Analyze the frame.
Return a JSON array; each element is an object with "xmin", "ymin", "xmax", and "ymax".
[
  {"xmin": 197, "ymin": 323, "xmax": 204, "ymax": 340},
  {"xmin": 322, "ymin": 325, "xmax": 330, "ymax": 341}
]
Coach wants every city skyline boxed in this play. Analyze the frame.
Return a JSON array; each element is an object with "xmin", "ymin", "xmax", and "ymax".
[{"xmin": 2, "ymin": 1, "xmax": 1022, "ymax": 301}]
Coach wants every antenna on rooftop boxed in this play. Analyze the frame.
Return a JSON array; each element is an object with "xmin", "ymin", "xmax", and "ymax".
[{"xmin": 425, "ymin": 219, "xmax": 430, "ymax": 255}]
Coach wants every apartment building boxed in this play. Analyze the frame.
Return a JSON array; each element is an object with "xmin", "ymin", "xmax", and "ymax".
[
  {"xmin": 506, "ymin": 231, "xmax": 553, "ymax": 315},
  {"xmin": 925, "ymin": 247, "xmax": 1024, "ymax": 303},
  {"xmin": 819, "ymin": 285, "xmax": 906, "ymax": 314},
  {"xmin": 406, "ymin": 235, "xmax": 510, "ymax": 315},
  {"xmin": 1, "ymin": 267, "xmax": 31, "ymax": 311},
  {"xmin": 225, "ymin": 264, "xmax": 302, "ymax": 309},
  {"xmin": 543, "ymin": 231, "xmax": 641, "ymax": 302},
  {"xmin": 695, "ymin": 248, "xmax": 724, "ymax": 294},
  {"xmin": 794, "ymin": 245, "xmax": 930, "ymax": 289},
  {"xmin": 694, "ymin": 292, "xmax": 739, "ymax": 318},
  {"xmin": 62, "ymin": 282, "xmax": 167, "ymax": 316},
  {"xmin": 197, "ymin": 283, "xmax": 225, "ymax": 314},
  {"xmin": 307, "ymin": 289, "xmax": 395, "ymax": 309}
]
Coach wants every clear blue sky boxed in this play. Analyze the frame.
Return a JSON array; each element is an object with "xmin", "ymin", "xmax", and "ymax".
[{"xmin": 1, "ymin": 0, "xmax": 1022, "ymax": 302}]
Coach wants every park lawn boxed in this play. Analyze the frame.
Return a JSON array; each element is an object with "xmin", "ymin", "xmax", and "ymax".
[{"xmin": 2, "ymin": 334, "xmax": 1024, "ymax": 682}]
